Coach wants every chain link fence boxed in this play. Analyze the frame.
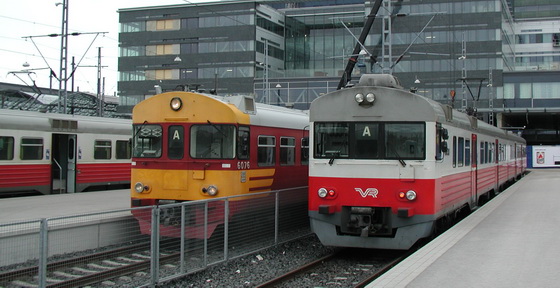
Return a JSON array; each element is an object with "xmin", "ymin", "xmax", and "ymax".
[{"xmin": 0, "ymin": 186, "xmax": 310, "ymax": 287}]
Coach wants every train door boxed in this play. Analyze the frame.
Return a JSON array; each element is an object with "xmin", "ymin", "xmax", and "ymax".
[
  {"xmin": 471, "ymin": 134, "xmax": 478, "ymax": 207},
  {"xmin": 52, "ymin": 134, "xmax": 77, "ymax": 193}
]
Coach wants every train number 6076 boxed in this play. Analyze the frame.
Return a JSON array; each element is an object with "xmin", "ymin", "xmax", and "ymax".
[{"xmin": 237, "ymin": 161, "xmax": 250, "ymax": 169}]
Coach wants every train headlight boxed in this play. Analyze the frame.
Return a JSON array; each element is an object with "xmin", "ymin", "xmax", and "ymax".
[
  {"xmin": 355, "ymin": 92, "xmax": 375, "ymax": 106},
  {"xmin": 355, "ymin": 93, "xmax": 364, "ymax": 103},
  {"xmin": 170, "ymin": 97, "xmax": 183, "ymax": 111},
  {"xmin": 398, "ymin": 190, "xmax": 417, "ymax": 201},
  {"xmin": 406, "ymin": 190, "xmax": 417, "ymax": 201},
  {"xmin": 318, "ymin": 188, "xmax": 336, "ymax": 198},
  {"xmin": 203, "ymin": 185, "xmax": 219, "ymax": 196},
  {"xmin": 134, "ymin": 182, "xmax": 149, "ymax": 193}
]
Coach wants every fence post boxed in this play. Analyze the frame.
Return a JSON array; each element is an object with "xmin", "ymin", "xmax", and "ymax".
[
  {"xmin": 180, "ymin": 205, "xmax": 186, "ymax": 274},
  {"xmin": 38, "ymin": 218, "xmax": 48, "ymax": 288},
  {"xmin": 203, "ymin": 202, "xmax": 208, "ymax": 267},
  {"xmin": 150, "ymin": 207, "xmax": 160, "ymax": 287},
  {"xmin": 275, "ymin": 192, "xmax": 279, "ymax": 244},
  {"xmin": 224, "ymin": 199, "xmax": 229, "ymax": 261}
]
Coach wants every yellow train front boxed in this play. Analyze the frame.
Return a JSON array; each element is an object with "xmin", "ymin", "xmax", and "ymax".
[{"xmin": 131, "ymin": 91, "xmax": 309, "ymax": 238}]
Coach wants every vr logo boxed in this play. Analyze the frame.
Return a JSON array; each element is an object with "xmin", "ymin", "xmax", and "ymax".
[{"xmin": 355, "ymin": 188, "xmax": 379, "ymax": 198}]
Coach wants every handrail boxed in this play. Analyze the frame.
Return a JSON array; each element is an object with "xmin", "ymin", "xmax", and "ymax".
[{"xmin": 52, "ymin": 158, "xmax": 64, "ymax": 193}]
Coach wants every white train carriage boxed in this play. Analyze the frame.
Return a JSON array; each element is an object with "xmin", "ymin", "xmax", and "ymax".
[
  {"xmin": 0, "ymin": 109, "xmax": 132, "ymax": 195},
  {"xmin": 308, "ymin": 74, "xmax": 526, "ymax": 249}
]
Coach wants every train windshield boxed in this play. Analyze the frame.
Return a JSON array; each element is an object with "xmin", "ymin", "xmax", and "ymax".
[
  {"xmin": 133, "ymin": 124, "xmax": 163, "ymax": 158},
  {"xmin": 314, "ymin": 122, "xmax": 425, "ymax": 160},
  {"xmin": 190, "ymin": 124, "xmax": 236, "ymax": 159}
]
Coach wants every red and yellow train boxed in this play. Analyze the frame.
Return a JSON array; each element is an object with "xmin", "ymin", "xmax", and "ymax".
[{"xmin": 130, "ymin": 91, "xmax": 309, "ymax": 238}]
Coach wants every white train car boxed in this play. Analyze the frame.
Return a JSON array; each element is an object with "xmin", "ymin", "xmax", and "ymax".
[
  {"xmin": 0, "ymin": 109, "xmax": 132, "ymax": 196},
  {"xmin": 308, "ymin": 74, "xmax": 526, "ymax": 249}
]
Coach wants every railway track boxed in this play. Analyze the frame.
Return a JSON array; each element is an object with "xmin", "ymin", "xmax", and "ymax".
[
  {"xmin": 255, "ymin": 248, "xmax": 407, "ymax": 288},
  {"xmin": 0, "ymin": 240, "xmax": 180, "ymax": 288}
]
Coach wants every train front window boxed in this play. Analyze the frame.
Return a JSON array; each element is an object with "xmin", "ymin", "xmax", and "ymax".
[
  {"xmin": 190, "ymin": 124, "xmax": 235, "ymax": 159},
  {"xmin": 314, "ymin": 123, "xmax": 349, "ymax": 158},
  {"xmin": 133, "ymin": 124, "xmax": 163, "ymax": 158},
  {"xmin": 314, "ymin": 122, "xmax": 425, "ymax": 160},
  {"xmin": 385, "ymin": 123, "xmax": 425, "ymax": 160}
]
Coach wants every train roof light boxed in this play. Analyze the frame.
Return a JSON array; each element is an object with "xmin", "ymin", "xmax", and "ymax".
[{"xmin": 170, "ymin": 97, "xmax": 183, "ymax": 111}]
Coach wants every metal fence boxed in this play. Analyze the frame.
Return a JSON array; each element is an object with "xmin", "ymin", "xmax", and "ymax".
[{"xmin": 0, "ymin": 186, "xmax": 310, "ymax": 287}]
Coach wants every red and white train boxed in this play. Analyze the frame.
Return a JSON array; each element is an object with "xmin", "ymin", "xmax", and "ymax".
[
  {"xmin": 0, "ymin": 109, "xmax": 132, "ymax": 196},
  {"xmin": 309, "ymin": 74, "xmax": 526, "ymax": 250},
  {"xmin": 130, "ymin": 91, "xmax": 309, "ymax": 238}
]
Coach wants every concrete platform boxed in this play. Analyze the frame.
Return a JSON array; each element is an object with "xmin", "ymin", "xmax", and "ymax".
[
  {"xmin": 0, "ymin": 189, "xmax": 138, "ymax": 267},
  {"xmin": 0, "ymin": 189, "xmax": 130, "ymax": 223},
  {"xmin": 368, "ymin": 169, "xmax": 560, "ymax": 288}
]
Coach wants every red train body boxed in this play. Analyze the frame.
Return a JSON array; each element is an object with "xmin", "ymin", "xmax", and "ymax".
[
  {"xmin": 308, "ymin": 75, "xmax": 526, "ymax": 249},
  {"xmin": 0, "ymin": 109, "xmax": 131, "ymax": 196}
]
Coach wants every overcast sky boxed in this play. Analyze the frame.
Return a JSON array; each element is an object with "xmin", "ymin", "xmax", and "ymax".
[{"xmin": 0, "ymin": 0, "xmax": 214, "ymax": 96}]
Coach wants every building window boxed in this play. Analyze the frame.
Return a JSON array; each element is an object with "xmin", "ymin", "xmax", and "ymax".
[
  {"xmin": 146, "ymin": 44, "xmax": 179, "ymax": 56},
  {"xmin": 147, "ymin": 19, "xmax": 180, "ymax": 31},
  {"xmin": 180, "ymin": 69, "xmax": 198, "ymax": 80},
  {"xmin": 146, "ymin": 69, "xmax": 179, "ymax": 80},
  {"xmin": 121, "ymin": 21, "xmax": 145, "ymax": 32}
]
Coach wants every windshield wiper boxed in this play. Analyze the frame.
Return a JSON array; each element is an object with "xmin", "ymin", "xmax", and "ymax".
[
  {"xmin": 389, "ymin": 145, "xmax": 406, "ymax": 167},
  {"xmin": 207, "ymin": 120, "xmax": 228, "ymax": 138},
  {"xmin": 325, "ymin": 150, "xmax": 340, "ymax": 166}
]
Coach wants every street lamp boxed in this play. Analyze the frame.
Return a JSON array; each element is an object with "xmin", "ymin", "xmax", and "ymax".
[{"xmin": 276, "ymin": 84, "xmax": 281, "ymax": 105}]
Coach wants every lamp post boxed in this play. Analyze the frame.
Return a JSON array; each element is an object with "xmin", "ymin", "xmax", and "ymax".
[{"xmin": 276, "ymin": 84, "xmax": 281, "ymax": 105}]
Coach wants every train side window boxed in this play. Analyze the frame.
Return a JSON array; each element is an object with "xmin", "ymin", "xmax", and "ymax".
[
  {"xmin": 237, "ymin": 126, "xmax": 250, "ymax": 160},
  {"xmin": 480, "ymin": 141, "xmax": 486, "ymax": 164},
  {"xmin": 452, "ymin": 136, "xmax": 457, "ymax": 167},
  {"xmin": 258, "ymin": 136, "xmax": 275, "ymax": 167},
  {"xmin": 465, "ymin": 139, "xmax": 471, "ymax": 166},
  {"xmin": 116, "ymin": 140, "xmax": 132, "ymax": 159},
  {"xmin": 458, "ymin": 137, "xmax": 464, "ymax": 167},
  {"xmin": 0, "ymin": 136, "xmax": 15, "ymax": 160},
  {"xmin": 301, "ymin": 137, "xmax": 309, "ymax": 165},
  {"xmin": 168, "ymin": 126, "xmax": 184, "ymax": 160},
  {"xmin": 94, "ymin": 140, "xmax": 112, "ymax": 159},
  {"xmin": 20, "ymin": 138, "xmax": 43, "ymax": 160},
  {"xmin": 490, "ymin": 142, "xmax": 495, "ymax": 163},
  {"xmin": 280, "ymin": 137, "xmax": 295, "ymax": 166},
  {"xmin": 485, "ymin": 142, "xmax": 489, "ymax": 164}
]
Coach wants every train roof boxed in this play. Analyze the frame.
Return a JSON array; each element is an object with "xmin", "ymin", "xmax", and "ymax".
[
  {"xmin": 311, "ymin": 74, "xmax": 525, "ymax": 143},
  {"xmin": 0, "ymin": 109, "xmax": 131, "ymax": 135},
  {"xmin": 203, "ymin": 93, "xmax": 309, "ymax": 130},
  {"xmin": 134, "ymin": 92, "xmax": 308, "ymax": 131}
]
